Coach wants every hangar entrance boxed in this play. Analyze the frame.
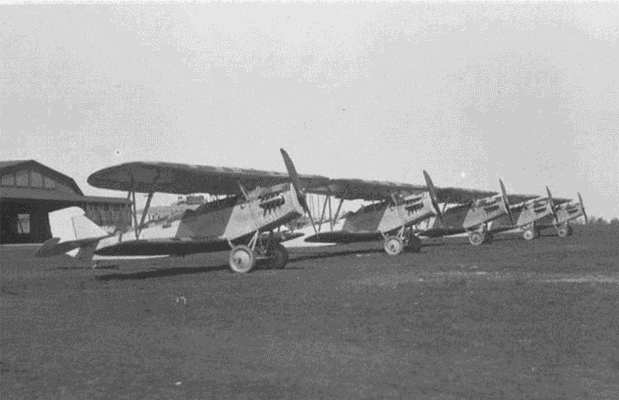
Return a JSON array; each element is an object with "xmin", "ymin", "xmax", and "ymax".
[
  {"xmin": 0, "ymin": 160, "xmax": 131, "ymax": 245},
  {"xmin": 0, "ymin": 200, "xmax": 53, "ymax": 244}
]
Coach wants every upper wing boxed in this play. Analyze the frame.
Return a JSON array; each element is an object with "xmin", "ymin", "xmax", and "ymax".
[
  {"xmin": 433, "ymin": 186, "xmax": 497, "ymax": 204},
  {"xmin": 88, "ymin": 162, "xmax": 330, "ymax": 195},
  {"xmin": 506, "ymin": 194, "xmax": 540, "ymax": 204},
  {"xmin": 305, "ymin": 178, "xmax": 497, "ymax": 203},
  {"xmin": 305, "ymin": 178, "xmax": 427, "ymax": 201}
]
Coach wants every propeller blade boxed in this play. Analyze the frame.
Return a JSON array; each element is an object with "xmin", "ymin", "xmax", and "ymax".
[
  {"xmin": 578, "ymin": 192, "xmax": 588, "ymax": 224},
  {"xmin": 423, "ymin": 170, "xmax": 444, "ymax": 225},
  {"xmin": 280, "ymin": 148, "xmax": 318, "ymax": 235},
  {"xmin": 546, "ymin": 186, "xmax": 558, "ymax": 221},
  {"xmin": 499, "ymin": 179, "xmax": 515, "ymax": 226}
]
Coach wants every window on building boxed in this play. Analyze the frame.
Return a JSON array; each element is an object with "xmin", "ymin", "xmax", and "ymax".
[
  {"xmin": 17, "ymin": 214, "xmax": 30, "ymax": 234},
  {"xmin": 1, "ymin": 174, "xmax": 15, "ymax": 186},
  {"xmin": 16, "ymin": 170, "xmax": 29, "ymax": 187},
  {"xmin": 44, "ymin": 176, "xmax": 56, "ymax": 189},
  {"xmin": 30, "ymin": 171, "xmax": 43, "ymax": 187}
]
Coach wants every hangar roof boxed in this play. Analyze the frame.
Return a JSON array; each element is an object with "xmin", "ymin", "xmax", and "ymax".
[
  {"xmin": 0, "ymin": 160, "xmax": 84, "ymax": 195},
  {"xmin": 0, "ymin": 160, "xmax": 130, "ymax": 205}
]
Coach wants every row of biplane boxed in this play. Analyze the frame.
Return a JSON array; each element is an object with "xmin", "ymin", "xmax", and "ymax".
[{"xmin": 35, "ymin": 149, "xmax": 587, "ymax": 273}]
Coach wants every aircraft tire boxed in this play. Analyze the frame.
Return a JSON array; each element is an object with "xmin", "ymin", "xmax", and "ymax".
[
  {"xmin": 229, "ymin": 245, "xmax": 256, "ymax": 274},
  {"xmin": 384, "ymin": 236, "xmax": 404, "ymax": 256},
  {"xmin": 267, "ymin": 243, "xmax": 289, "ymax": 270},
  {"xmin": 485, "ymin": 233, "xmax": 494, "ymax": 244},
  {"xmin": 406, "ymin": 235, "xmax": 423, "ymax": 253},
  {"xmin": 468, "ymin": 231, "xmax": 485, "ymax": 246},
  {"xmin": 522, "ymin": 229, "xmax": 537, "ymax": 241},
  {"xmin": 567, "ymin": 225, "xmax": 574, "ymax": 236},
  {"xmin": 557, "ymin": 227, "xmax": 569, "ymax": 238}
]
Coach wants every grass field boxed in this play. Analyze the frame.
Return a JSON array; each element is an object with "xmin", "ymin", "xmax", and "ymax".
[{"xmin": 1, "ymin": 226, "xmax": 618, "ymax": 399}]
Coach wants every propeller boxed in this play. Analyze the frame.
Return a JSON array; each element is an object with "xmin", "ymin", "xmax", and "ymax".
[
  {"xmin": 546, "ymin": 186, "xmax": 559, "ymax": 222},
  {"xmin": 280, "ymin": 148, "xmax": 318, "ymax": 235},
  {"xmin": 499, "ymin": 179, "xmax": 515, "ymax": 226},
  {"xmin": 578, "ymin": 192, "xmax": 588, "ymax": 224},
  {"xmin": 423, "ymin": 170, "xmax": 444, "ymax": 225}
]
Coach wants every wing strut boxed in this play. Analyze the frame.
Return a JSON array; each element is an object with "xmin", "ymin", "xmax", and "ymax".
[
  {"xmin": 117, "ymin": 189, "xmax": 133, "ymax": 241},
  {"xmin": 131, "ymin": 190, "xmax": 139, "ymax": 238},
  {"xmin": 331, "ymin": 189, "xmax": 347, "ymax": 230},
  {"xmin": 138, "ymin": 191, "xmax": 154, "ymax": 237},
  {"xmin": 328, "ymin": 191, "xmax": 333, "ymax": 231},
  {"xmin": 318, "ymin": 194, "xmax": 329, "ymax": 233}
]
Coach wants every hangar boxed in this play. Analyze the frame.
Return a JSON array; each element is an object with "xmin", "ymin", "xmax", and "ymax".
[{"xmin": 0, "ymin": 160, "xmax": 131, "ymax": 244}]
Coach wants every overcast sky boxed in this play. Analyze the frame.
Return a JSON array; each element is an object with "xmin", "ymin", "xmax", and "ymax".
[{"xmin": 1, "ymin": 2, "xmax": 617, "ymax": 219}]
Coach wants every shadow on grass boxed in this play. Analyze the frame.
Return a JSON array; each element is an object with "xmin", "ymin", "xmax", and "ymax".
[
  {"xmin": 288, "ymin": 247, "xmax": 387, "ymax": 264},
  {"xmin": 96, "ymin": 264, "xmax": 229, "ymax": 281}
]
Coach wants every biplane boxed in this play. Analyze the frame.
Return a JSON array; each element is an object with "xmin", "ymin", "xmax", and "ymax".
[
  {"xmin": 543, "ymin": 192, "xmax": 588, "ymax": 236},
  {"xmin": 285, "ymin": 171, "xmax": 498, "ymax": 255},
  {"xmin": 490, "ymin": 188, "xmax": 587, "ymax": 239},
  {"xmin": 414, "ymin": 174, "xmax": 539, "ymax": 245},
  {"xmin": 35, "ymin": 149, "xmax": 329, "ymax": 273}
]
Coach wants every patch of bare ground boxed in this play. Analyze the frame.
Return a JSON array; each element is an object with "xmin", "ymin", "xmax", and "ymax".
[{"xmin": 1, "ymin": 225, "xmax": 618, "ymax": 399}]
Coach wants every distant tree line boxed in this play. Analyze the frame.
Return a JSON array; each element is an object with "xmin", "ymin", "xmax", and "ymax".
[{"xmin": 577, "ymin": 216, "xmax": 619, "ymax": 225}]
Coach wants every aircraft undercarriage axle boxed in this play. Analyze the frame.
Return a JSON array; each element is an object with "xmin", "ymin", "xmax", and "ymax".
[
  {"xmin": 383, "ymin": 228, "xmax": 422, "ymax": 256},
  {"xmin": 556, "ymin": 223, "xmax": 573, "ymax": 238},
  {"xmin": 522, "ymin": 228, "xmax": 539, "ymax": 241},
  {"xmin": 468, "ymin": 231, "xmax": 493, "ymax": 246},
  {"xmin": 228, "ymin": 231, "xmax": 289, "ymax": 273},
  {"xmin": 384, "ymin": 236, "xmax": 404, "ymax": 255}
]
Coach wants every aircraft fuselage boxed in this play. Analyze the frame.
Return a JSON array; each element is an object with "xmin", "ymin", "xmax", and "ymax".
[
  {"xmin": 421, "ymin": 194, "xmax": 509, "ymax": 235},
  {"xmin": 491, "ymin": 198, "xmax": 554, "ymax": 231},
  {"xmin": 92, "ymin": 183, "xmax": 304, "ymax": 256},
  {"xmin": 342, "ymin": 193, "xmax": 436, "ymax": 234}
]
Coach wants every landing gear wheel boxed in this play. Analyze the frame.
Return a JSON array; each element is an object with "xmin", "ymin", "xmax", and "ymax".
[
  {"xmin": 485, "ymin": 233, "xmax": 494, "ymax": 244},
  {"xmin": 384, "ymin": 236, "xmax": 404, "ymax": 256},
  {"xmin": 406, "ymin": 235, "xmax": 423, "ymax": 253},
  {"xmin": 229, "ymin": 245, "xmax": 256, "ymax": 274},
  {"xmin": 523, "ymin": 229, "xmax": 537, "ymax": 241},
  {"xmin": 468, "ymin": 231, "xmax": 485, "ymax": 246},
  {"xmin": 567, "ymin": 225, "xmax": 574, "ymax": 236},
  {"xmin": 266, "ymin": 243, "xmax": 289, "ymax": 270},
  {"xmin": 557, "ymin": 227, "xmax": 569, "ymax": 238}
]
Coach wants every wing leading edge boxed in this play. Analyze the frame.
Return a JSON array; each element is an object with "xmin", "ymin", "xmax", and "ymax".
[
  {"xmin": 88, "ymin": 161, "xmax": 330, "ymax": 195},
  {"xmin": 305, "ymin": 178, "xmax": 498, "ymax": 203}
]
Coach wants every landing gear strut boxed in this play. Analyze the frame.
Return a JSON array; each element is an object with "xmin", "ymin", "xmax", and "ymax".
[
  {"xmin": 228, "ymin": 231, "xmax": 290, "ymax": 273},
  {"xmin": 265, "ymin": 243, "xmax": 289, "ymax": 270},
  {"xmin": 384, "ymin": 227, "xmax": 422, "ymax": 255},
  {"xmin": 405, "ymin": 234, "xmax": 422, "ymax": 253},
  {"xmin": 468, "ymin": 231, "xmax": 493, "ymax": 246}
]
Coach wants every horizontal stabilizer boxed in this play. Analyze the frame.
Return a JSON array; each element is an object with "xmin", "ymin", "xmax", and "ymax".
[
  {"xmin": 36, "ymin": 207, "xmax": 111, "ymax": 259},
  {"xmin": 34, "ymin": 237, "xmax": 105, "ymax": 258}
]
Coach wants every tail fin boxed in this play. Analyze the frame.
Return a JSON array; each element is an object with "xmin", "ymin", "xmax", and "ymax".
[{"xmin": 35, "ymin": 207, "xmax": 110, "ymax": 258}]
